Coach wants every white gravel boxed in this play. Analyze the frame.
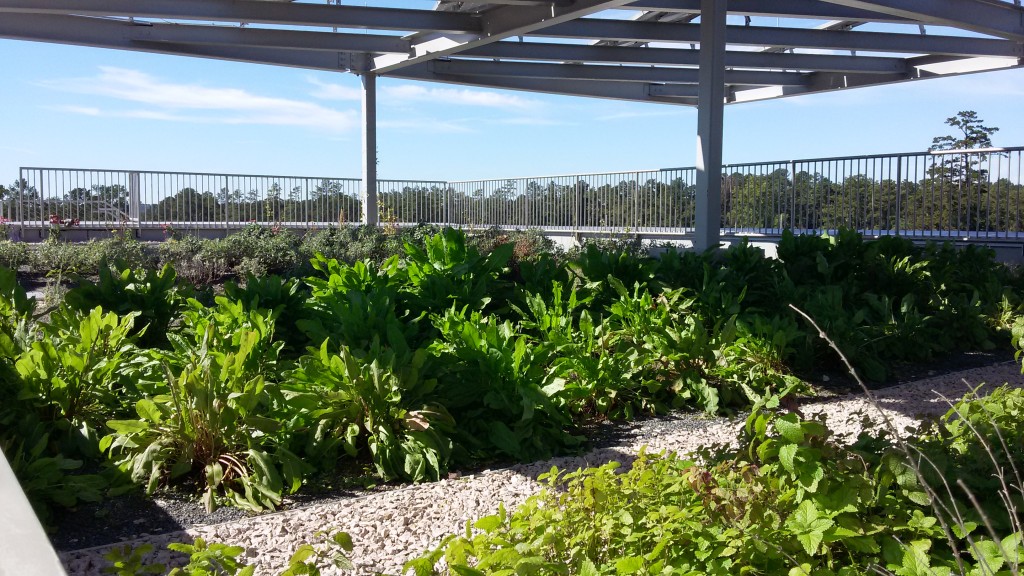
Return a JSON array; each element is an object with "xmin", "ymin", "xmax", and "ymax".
[{"xmin": 60, "ymin": 362, "xmax": 1024, "ymax": 576}]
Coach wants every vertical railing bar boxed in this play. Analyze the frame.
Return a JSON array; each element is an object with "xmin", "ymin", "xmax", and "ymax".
[{"xmin": 895, "ymin": 155, "xmax": 902, "ymax": 236}]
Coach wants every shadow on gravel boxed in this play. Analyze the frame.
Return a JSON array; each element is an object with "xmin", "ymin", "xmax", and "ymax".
[
  {"xmin": 810, "ymin": 349, "xmax": 1017, "ymax": 395},
  {"xmin": 50, "ymin": 490, "xmax": 245, "ymax": 553}
]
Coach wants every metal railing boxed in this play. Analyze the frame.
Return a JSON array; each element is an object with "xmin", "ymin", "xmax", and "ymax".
[
  {"xmin": 15, "ymin": 168, "xmax": 363, "ymax": 229},
  {"xmin": 446, "ymin": 167, "xmax": 697, "ymax": 233},
  {"xmin": 12, "ymin": 146, "xmax": 1024, "ymax": 239},
  {"xmin": 723, "ymin": 147, "xmax": 1024, "ymax": 238},
  {"xmin": 378, "ymin": 179, "xmax": 451, "ymax": 226}
]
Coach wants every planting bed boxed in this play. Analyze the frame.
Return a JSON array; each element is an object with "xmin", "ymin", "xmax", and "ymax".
[
  {"xmin": 49, "ymin": 346, "xmax": 1013, "ymax": 553},
  {"xmin": 3, "ymin": 226, "xmax": 1024, "ymax": 573},
  {"xmin": 57, "ymin": 361, "xmax": 1023, "ymax": 575}
]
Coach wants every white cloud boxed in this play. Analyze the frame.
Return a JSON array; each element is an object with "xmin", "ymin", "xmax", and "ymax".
[
  {"xmin": 494, "ymin": 116, "xmax": 572, "ymax": 126},
  {"xmin": 383, "ymin": 84, "xmax": 542, "ymax": 111},
  {"xmin": 380, "ymin": 118, "xmax": 475, "ymax": 134},
  {"xmin": 307, "ymin": 76, "xmax": 544, "ymax": 112},
  {"xmin": 48, "ymin": 105, "xmax": 102, "ymax": 116},
  {"xmin": 307, "ymin": 76, "xmax": 363, "ymax": 101},
  {"xmin": 41, "ymin": 67, "xmax": 357, "ymax": 132}
]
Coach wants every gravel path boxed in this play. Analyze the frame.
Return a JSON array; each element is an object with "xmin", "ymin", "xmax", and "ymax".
[{"xmin": 59, "ymin": 361, "xmax": 1023, "ymax": 576}]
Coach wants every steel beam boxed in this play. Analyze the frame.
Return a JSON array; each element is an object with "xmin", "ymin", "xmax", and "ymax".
[
  {"xmin": 129, "ymin": 22, "xmax": 410, "ymax": 54},
  {"xmin": 391, "ymin": 66, "xmax": 696, "ymax": 105},
  {"xmin": 624, "ymin": 0, "xmax": 914, "ymax": 22},
  {"xmin": 728, "ymin": 55, "xmax": 1023, "ymax": 103},
  {"xmin": 537, "ymin": 19, "xmax": 1024, "ymax": 57},
  {"xmin": 431, "ymin": 59, "xmax": 809, "ymax": 86},
  {"xmin": 362, "ymin": 73, "xmax": 378, "ymax": 227},
  {"xmin": 694, "ymin": 0, "xmax": 726, "ymax": 252},
  {"xmin": 0, "ymin": 13, "xmax": 351, "ymax": 70},
  {"xmin": 465, "ymin": 42, "xmax": 909, "ymax": 74},
  {"xmin": 0, "ymin": 0, "xmax": 479, "ymax": 33},
  {"xmin": 372, "ymin": 0, "xmax": 636, "ymax": 74},
  {"xmin": 818, "ymin": 0, "xmax": 1024, "ymax": 42}
]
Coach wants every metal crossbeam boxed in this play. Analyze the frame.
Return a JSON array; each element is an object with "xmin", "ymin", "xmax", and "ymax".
[
  {"xmin": 431, "ymin": 59, "xmax": 810, "ymax": 86},
  {"xmin": 538, "ymin": 19, "xmax": 1024, "ymax": 57},
  {"xmin": 819, "ymin": 0, "xmax": 1024, "ymax": 41},
  {"xmin": 372, "ymin": 0, "xmax": 636, "ymax": 74},
  {"xmin": 0, "ymin": 13, "xmax": 352, "ymax": 70},
  {"xmin": 624, "ymin": 0, "xmax": 914, "ymax": 22},
  {"xmin": 0, "ymin": 0, "xmax": 480, "ymax": 33},
  {"xmin": 465, "ymin": 42, "xmax": 909, "ymax": 74},
  {"xmin": 129, "ymin": 22, "xmax": 410, "ymax": 54},
  {"xmin": 393, "ymin": 65, "xmax": 697, "ymax": 105},
  {"xmin": 0, "ymin": 0, "xmax": 1021, "ymax": 110}
]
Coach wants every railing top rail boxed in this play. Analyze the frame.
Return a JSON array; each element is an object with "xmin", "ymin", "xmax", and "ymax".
[
  {"xmin": 19, "ymin": 145, "xmax": 1023, "ymax": 191},
  {"xmin": 446, "ymin": 167, "xmax": 673, "ymax": 184},
  {"xmin": 19, "ymin": 167, "xmax": 362, "ymax": 182},
  {"xmin": 719, "ymin": 146, "xmax": 1024, "ymax": 169}
]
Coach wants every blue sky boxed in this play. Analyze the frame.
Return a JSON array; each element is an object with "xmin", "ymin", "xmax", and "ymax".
[{"xmin": 1, "ymin": 36, "xmax": 1022, "ymax": 186}]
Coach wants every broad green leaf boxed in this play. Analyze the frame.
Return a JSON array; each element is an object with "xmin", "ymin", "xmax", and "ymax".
[
  {"xmin": 331, "ymin": 531, "xmax": 354, "ymax": 551},
  {"xmin": 779, "ymin": 443, "xmax": 798, "ymax": 473},
  {"xmin": 106, "ymin": 419, "xmax": 149, "ymax": 434},
  {"xmin": 967, "ymin": 539, "xmax": 1005, "ymax": 574},
  {"xmin": 615, "ymin": 556, "xmax": 644, "ymax": 574},
  {"xmin": 774, "ymin": 413, "xmax": 805, "ymax": 443},
  {"xmin": 135, "ymin": 399, "xmax": 162, "ymax": 422},
  {"xmin": 474, "ymin": 515, "xmax": 503, "ymax": 532},
  {"xmin": 288, "ymin": 544, "xmax": 317, "ymax": 564}
]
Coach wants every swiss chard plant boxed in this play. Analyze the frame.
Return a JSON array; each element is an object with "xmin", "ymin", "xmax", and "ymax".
[
  {"xmin": 429, "ymin": 307, "xmax": 581, "ymax": 462},
  {"xmin": 300, "ymin": 255, "xmax": 420, "ymax": 353},
  {"xmin": 15, "ymin": 306, "xmax": 155, "ymax": 456},
  {"xmin": 223, "ymin": 273, "xmax": 311, "ymax": 357},
  {"xmin": 399, "ymin": 227, "xmax": 515, "ymax": 319},
  {"xmin": 64, "ymin": 261, "xmax": 186, "ymax": 349},
  {"xmin": 286, "ymin": 339, "xmax": 454, "ymax": 483},
  {"xmin": 102, "ymin": 302, "xmax": 306, "ymax": 512}
]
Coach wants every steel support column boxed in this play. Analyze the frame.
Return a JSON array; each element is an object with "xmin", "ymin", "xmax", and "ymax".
[
  {"xmin": 694, "ymin": 0, "xmax": 727, "ymax": 251},
  {"xmin": 361, "ymin": 73, "xmax": 378, "ymax": 226}
]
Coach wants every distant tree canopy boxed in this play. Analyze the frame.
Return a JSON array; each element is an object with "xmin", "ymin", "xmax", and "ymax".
[
  {"xmin": 929, "ymin": 110, "xmax": 998, "ymax": 152},
  {"xmin": 3, "ymin": 112, "xmax": 1019, "ymax": 235},
  {"xmin": 721, "ymin": 111, "xmax": 1018, "ymax": 233}
]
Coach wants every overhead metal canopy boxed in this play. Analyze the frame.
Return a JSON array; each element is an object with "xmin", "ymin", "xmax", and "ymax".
[
  {"xmin": 0, "ymin": 0, "xmax": 1020, "ymax": 105},
  {"xmin": 1, "ymin": 0, "xmax": 1022, "ymax": 250}
]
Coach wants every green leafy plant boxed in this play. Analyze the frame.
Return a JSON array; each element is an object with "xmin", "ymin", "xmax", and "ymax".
[
  {"xmin": 913, "ymin": 385, "xmax": 1024, "ymax": 536},
  {"xmin": 287, "ymin": 340, "xmax": 454, "ymax": 483},
  {"xmin": 102, "ymin": 300, "xmax": 305, "ymax": 511},
  {"xmin": 300, "ymin": 255, "xmax": 419, "ymax": 352},
  {"xmin": 279, "ymin": 530, "xmax": 355, "ymax": 575},
  {"xmin": 102, "ymin": 543, "xmax": 164, "ymax": 576},
  {"xmin": 0, "ymin": 240, "xmax": 29, "ymax": 270},
  {"xmin": 101, "ymin": 531, "xmax": 354, "ymax": 576},
  {"xmin": 400, "ymin": 227, "xmax": 514, "ymax": 318},
  {"xmin": 429, "ymin": 307, "xmax": 581, "ymax": 462},
  {"xmin": 407, "ymin": 384, "xmax": 1023, "ymax": 576},
  {"xmin": 64, "ymin": 262, "xmax": 185, "ymax": 349},
  {"xmin": 15, "ymin": 306, "xmax": 152, "ymax": 456},
  {"xmin": 0, "ymin": 420, "xmax": 105, "ymax": 526},
  {"xmin": 166, "ymin": 538, "xmax": 255, "ymax": 576},
  {"xmin": 224, "ymin": 273, "xmax": 311, "ymax": 356}
]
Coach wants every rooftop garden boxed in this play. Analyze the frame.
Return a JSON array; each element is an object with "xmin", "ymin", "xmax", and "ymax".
[{"xmin": 1, "ymin": 224, "xmax": 1022, "ymax": 574}]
